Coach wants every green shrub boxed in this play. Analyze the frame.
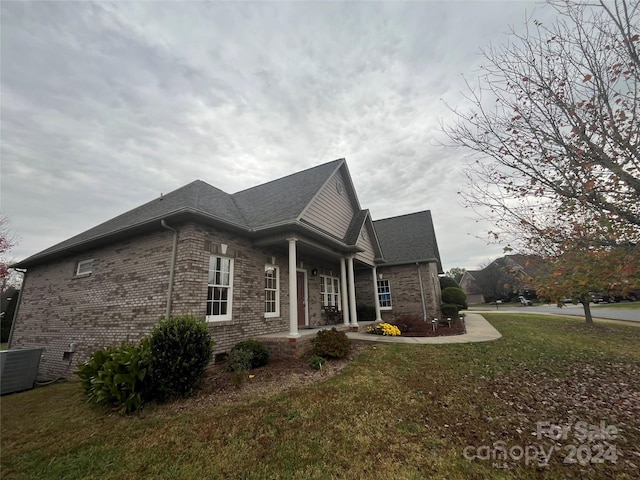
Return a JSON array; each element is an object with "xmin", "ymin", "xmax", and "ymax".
[
  {"xmin": 75, "ymin": 340, "xmax": 151, "ymax": 414},
  {"xmin": 229, "ymin": 339, "xmax": 269, "ymax": 369},
  {"xmin": 356, "ymin": 304, "xmax": 377, "ymax": 321},
  {"xmin": 439, "ymin": 276, "xmax": 459, "ymax": 290},
  {"xmin": 227, "ymin": 347, "xmax": 253, "ymax": 387},
  {"xmin": 312, "ymin": 328, "xmax": 351, "ymax": 359},
  {"xmin": 308, "ymin": 355, "xmax": 326, "ymax": 370},
  {"xmin": 149, "ymin": 315, "xmax": 214, "ymax": 401},
  {"xmin": 441, "ymin": 303, "xmax": 459, "ymax": 317},
  {"xmin": 441, "ymin": 287, "xmax": 468, "ymax": 309}
]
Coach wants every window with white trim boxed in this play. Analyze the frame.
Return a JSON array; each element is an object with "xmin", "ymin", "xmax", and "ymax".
[
  {"xmin": 207, "ymin": 255, "xmax": 233, "ymax": 321},
  {"xmin": 76, "ymin": 259, "xmax": 94, "ymax": 276},
  {"xmin": 264, "ymin": 265, "xmax": 279, "ymax": 317},
  {"xmin": 320, "ymin": 275, "xmax": 341, "ymax": 308},
  {"xmin": 377, "ymin": 279, "xmax": 392, "ymax": 309}
]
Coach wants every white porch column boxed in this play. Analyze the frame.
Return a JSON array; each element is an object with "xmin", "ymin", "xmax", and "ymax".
[
  {"xmin": 372, "ymin": 266, "xmax": 382, "ymax": 321},
  {"xmin": 287, "ymin": 238, "xmax": 300, "ymax": 338},
  {"xmin": 347, "ymin": 256, "xmax": 358, "ymax": 326},
  {"xmin": 340, "ymin": 257, "xmax": 349, "ymax": 325}
]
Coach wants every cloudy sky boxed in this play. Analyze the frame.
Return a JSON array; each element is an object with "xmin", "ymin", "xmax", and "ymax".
[{"xmin": 1, "ymin": 0, "xmax": 559, "ymax": 271}]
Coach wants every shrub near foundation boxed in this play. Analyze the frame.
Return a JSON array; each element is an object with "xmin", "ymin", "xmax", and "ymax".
[
  {"xmin": 229, "ymin": 339, "xmax": 270, "ymax": 369},
  {"xmin": 312, "ymin": 328, "xmax": 351, "ymax": 359},
  {"xmin": 441, "ymin": 303, "xmax": 459, "ymax": 317},
  {"xmin": 441, "ymin": 287, "xmax": 468, "ymax": 309},
  {"xmin": 227, "ymin": 339, "xmax": 270, "ymax": 387},
  {"xmin": 149, "ymin": 315, "xmax": 214, "ymax": 401},
  {"xmin": 75, "ymin": 340, "xmax": 152, "ymax": 414}
]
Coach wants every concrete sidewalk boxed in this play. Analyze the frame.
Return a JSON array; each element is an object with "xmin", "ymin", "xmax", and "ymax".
[{"xmin": 346, "ymin": 313, "xmax": 501, "ymax": 344}]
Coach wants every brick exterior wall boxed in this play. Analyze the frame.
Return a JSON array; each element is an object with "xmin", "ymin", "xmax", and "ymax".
[
  {"xmin": 10, "ymin": 222, "xmax": 349, "ymax": 378},
  {"xmin": 11, "ymin": 230, "xmax": 173, "ymax": 379},
  {"xmin": 355, "ymin": 262, "xmax": 442, "ymax": 322},
  {"xmin": 11, "ymin": 218, "xmax": 441, "ymax": 379}
]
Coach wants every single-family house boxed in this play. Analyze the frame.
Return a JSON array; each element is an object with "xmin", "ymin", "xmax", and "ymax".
[
  {"xmin": 460, "ymin": 254, "xmax": 546, "ymax": 303},
  {"xmin": 9, "ymin": 159, "xmax": 443, "ymax": 378},
  {"xmin": 459, "ymin": 270, "xmax": 486, "ymax": 305}
]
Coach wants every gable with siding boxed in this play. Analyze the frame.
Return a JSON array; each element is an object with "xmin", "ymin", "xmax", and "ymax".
[{"xmin": 300, "ymin": 167, "xmax": 359, "ymax": 240}]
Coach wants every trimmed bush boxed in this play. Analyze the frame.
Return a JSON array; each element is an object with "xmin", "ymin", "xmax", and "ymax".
[
  {"xmin": 149, "ymin": 315, "xmax": 214, "ymax": 401},
  {"xmin": 229, "ymin": 339, "xmax": 270, "ymax": 369},
  {"xmin": 442, "ymin": 287, "xmax": 468, "ymax": 309},
  {"xmin": 312, "ymin": 328, "xmax": 351, "ymax": 359},
  {"xmin": 75, "ymin": 340, "xmax": 151, "ymax": 414},
  {"xmin": 439, "ymin": 276, "xmax": 459, "ymax": 290},
  {"xmin": 441, "ymin": 303, "xmax": 459, "ymax": 317}
]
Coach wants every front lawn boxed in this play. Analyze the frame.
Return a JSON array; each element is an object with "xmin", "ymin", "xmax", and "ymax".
[{"xmin": 2, "ymin": 314, "xmax": 639, "ymax": 479}]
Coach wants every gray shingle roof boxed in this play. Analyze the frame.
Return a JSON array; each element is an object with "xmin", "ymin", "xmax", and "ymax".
[
  {"xmin": 14, "ymin": 159, "xmax": 346, "ymax": 267},
  {"xmin": 14, "ymin": 159, "xmax": 444, "ymax": 273},
  {"xmin": 233, "ymin": 159, "xmax": 343, "ymax": 229},
  {"xmin": 343, "ymin": 209, "xmax": 370, "ymax": 246},
  {"xmin": 373, "ymin": 211, "xmax": 442, "ymax": 272}
]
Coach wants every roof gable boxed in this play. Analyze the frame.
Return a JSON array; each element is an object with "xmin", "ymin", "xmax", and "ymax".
[
  {"xmin": 232, "ymin": 159, "xmax": 344, "ymax": 229},
  {"xmin": 344, "ymin": 209, "xmax": 384, "ymax": 264},
  {"xmin": 373, "ymin": 211, "xmax": 442, "ymax": 272},
  {"xmin": 299, "ymin": 164, "xmax": 361, "ymax": 240}
]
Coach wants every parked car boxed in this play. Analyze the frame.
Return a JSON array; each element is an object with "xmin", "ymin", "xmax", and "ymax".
[{"xmin": 519, "ymin": 296, "xmax": 533, "ymax": 306}]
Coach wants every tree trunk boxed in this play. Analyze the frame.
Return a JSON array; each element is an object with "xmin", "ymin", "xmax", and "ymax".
[{"xmin": 580, "ymin": 293, "xmax": 594, "ymax": 325}]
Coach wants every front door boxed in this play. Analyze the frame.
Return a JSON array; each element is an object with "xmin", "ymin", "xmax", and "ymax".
[{"xmin": 297, "ymin": 271, "xmax": 306, "ymax": 326}]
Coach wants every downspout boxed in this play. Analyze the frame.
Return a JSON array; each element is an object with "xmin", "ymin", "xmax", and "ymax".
[
  {"xmin": 161, "ymin": 220, "xmax": 178, "ymax": 319},
  {"xmin": 6, "ymin": 268, "xmax": 27, "ymax": 348},
  {"xmin": 416, "ymin": 263, "xmax": 427, "ymax": 321}
]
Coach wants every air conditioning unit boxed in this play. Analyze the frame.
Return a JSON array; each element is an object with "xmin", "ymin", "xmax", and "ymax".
[{"xmin": 0, "ymin": 347, "xmax": 44, "ymax": 395}]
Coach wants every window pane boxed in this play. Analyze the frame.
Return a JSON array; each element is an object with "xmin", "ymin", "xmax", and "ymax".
[
  {"xmin": 378, "ymin": 280, "xmax": 392, "ymax": 307},
  {"xmin": 264, "ymin": 266, "xmax": 278, "ymax": 315}
]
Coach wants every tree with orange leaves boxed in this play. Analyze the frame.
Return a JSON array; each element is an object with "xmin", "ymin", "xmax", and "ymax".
[{"xmin": 446, "ymin": 0, "xmax": 640, "ymax": 322}]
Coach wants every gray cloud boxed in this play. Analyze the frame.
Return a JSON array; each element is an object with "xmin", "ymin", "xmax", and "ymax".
[{"xmin": 1, "ymin": 1, "xmax": 556, "ymax": 270}]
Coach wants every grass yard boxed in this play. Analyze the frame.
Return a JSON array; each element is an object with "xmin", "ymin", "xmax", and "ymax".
[{"xmin": 1, "ymin": 314, "xmax": 639, "ymax": 479}]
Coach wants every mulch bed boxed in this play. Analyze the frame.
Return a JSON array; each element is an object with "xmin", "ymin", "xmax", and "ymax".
[{"xmin": 392, "ymin": 315, "xmax": 466, "ymax": 337}]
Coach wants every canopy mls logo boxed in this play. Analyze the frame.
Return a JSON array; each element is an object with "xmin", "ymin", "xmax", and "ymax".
[{"xmin": 463, "ymin": 419, "xmax": 619, "ymax": 469}]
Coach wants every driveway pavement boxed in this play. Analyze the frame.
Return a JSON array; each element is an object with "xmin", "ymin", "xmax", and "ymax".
[{"xmin": 469, "ymin": 303, "xmax": 640, "ymax": 322}]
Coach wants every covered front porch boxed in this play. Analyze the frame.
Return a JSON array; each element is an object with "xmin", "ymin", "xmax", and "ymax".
[{"xmin": 254, "ymin": 231, "xmax": 383, "ymax": 339}]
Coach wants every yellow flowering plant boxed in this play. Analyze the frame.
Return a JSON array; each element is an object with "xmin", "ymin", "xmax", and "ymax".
[{"xmin": 367, "ymin": 322, "xmax": 401, "ymax": 336}]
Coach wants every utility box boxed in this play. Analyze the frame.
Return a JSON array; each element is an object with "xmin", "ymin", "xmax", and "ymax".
[{"xmin": 0, "ymin": 347, "xmax": 43, "ymax": 395}]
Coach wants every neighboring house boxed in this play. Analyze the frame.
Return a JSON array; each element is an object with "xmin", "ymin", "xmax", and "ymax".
[
  {"xmin": 459, "ymin": 270, "xmax": 485, "ymax": 304},
  {"xmin": 9, "ymin": 159, "xmax": 443, "ymax": 378},
  {"xmin": 460, "ymin": 254, "xmax": 545, "ymax": 303}
]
